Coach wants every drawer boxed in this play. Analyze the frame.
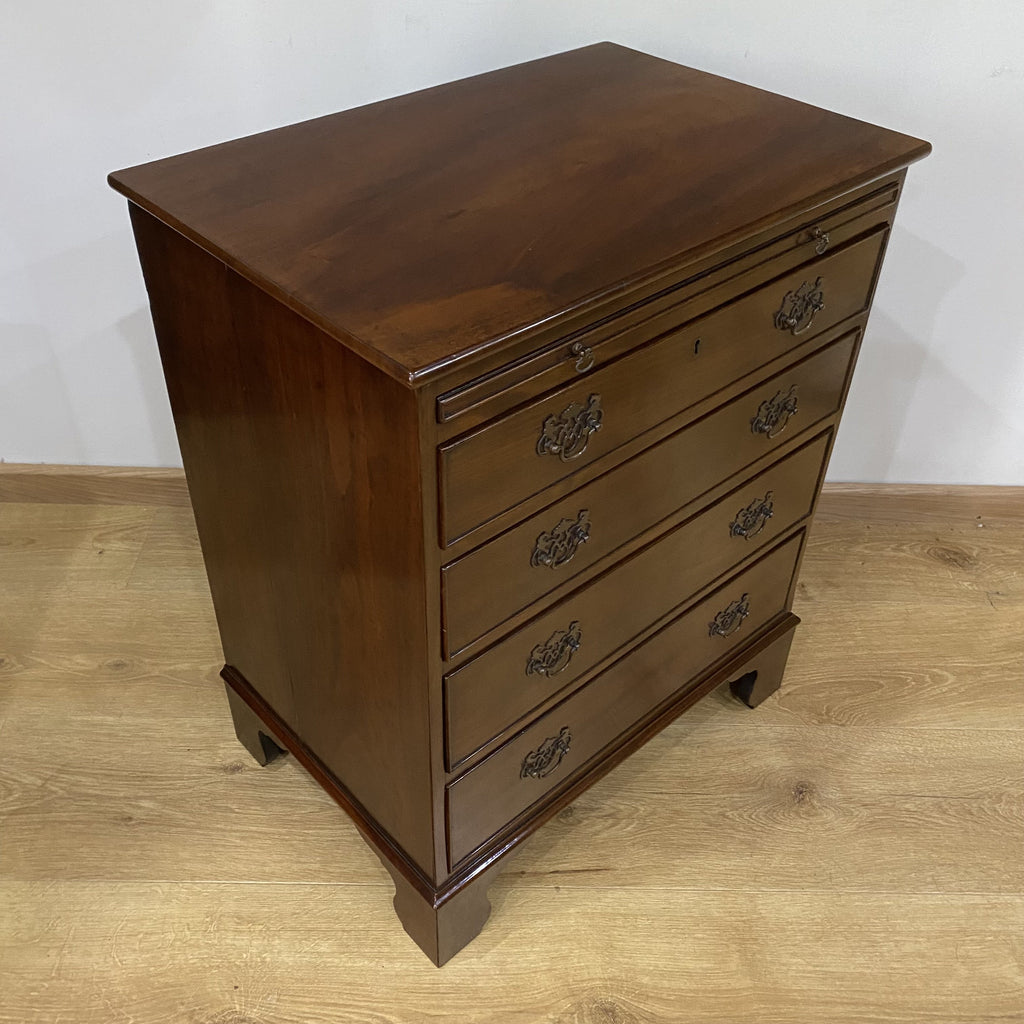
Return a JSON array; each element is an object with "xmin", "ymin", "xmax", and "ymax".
[
  {"xmin": 439, "ymin": 227, "xmax": 885, "ymax": 545},
  {"xmin": 436, "ymin": 180, "xmax": 900, "ymax": 426},
  {"xmin": 446, "ymin": 532, "xmax": 805, "ymax": 866},
  {"xmin": 442, "ymin": 329, "xmax": 858, "ymax": 656},
  {"xmin": 444, "ymin": 433, "xmax": 828, "ymax": 768}
]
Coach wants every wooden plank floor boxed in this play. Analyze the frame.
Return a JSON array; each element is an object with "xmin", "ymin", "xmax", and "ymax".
[{"xmin": 1, "ymin": 480, "xmax": 1022, "ymax": 1023}]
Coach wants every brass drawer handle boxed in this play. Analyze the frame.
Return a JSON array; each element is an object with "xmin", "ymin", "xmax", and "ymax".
[
  {"xmin": 774, "ymin": 276, "xmax": 825, "ymax": 335},
  {"xmin": 751, "ymin": 385, "xmax": 799, "ymax": 439},
  {"xmin": 531, "ymin": 509, "xmax": 591, "ymax": 569},
  {"xmin": 708, "ymin": 594, "xmax": 750, "ymax": 638},
  {"xmin": 729, "ymin": 491, "xmax": 775, "ymax": 540},
  {"xmin": 537, "ymin": 394, "xmax": 603, "ymax": 461},
  {"xmin": 569, "ymin": 340, "xmax": 595, "ymax": 373},
  {"xmin": 521, "ymin": 726, "xmax": 572, "ymax": 779},
  {"xmin": 810, "ymin": 226, "xmax": 830, "ymax": 255},
  {"xmin": 526, "ymin": 620, "xmax": 582, "ymax": 677}
]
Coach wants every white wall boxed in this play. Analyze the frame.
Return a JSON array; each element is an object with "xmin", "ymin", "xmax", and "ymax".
[{"xmin": 2, "ymin": 1, "xmax": 1022, "ymax": 482}]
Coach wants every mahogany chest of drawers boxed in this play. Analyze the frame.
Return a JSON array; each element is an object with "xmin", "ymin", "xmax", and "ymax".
[{"xmin": 109, "ymin": 43, "xmax": 929, "ymax": 964}]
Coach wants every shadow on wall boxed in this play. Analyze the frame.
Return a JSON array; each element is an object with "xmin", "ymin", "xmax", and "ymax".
[
  {"xmin": 0, "ymin": 322, "xmax": 86, "ymax": 464},
  {"xmin": 118, "ymin": 305, "xmax": 181, "ymax": 467},
  {"xmin": 831, "ymin": 309, "xmax": 931, "ymax": 482},
  {"xmin": 829, "ymin": 224, "xmax": 960, "ymax": 483},
  {"xmin": 2, "ymin": 228, "xmax": 183, "ymax": 467}
]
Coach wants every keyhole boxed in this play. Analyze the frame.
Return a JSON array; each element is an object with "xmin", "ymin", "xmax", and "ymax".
[{"xmin": 694, "ymin": 337, "xmax": 702, "ymax": 355}]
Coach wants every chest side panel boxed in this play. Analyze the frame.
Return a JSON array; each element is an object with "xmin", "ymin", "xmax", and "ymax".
[{"xmin": 129, "ymin": 206, "xmax": 436, "ymax": 876}]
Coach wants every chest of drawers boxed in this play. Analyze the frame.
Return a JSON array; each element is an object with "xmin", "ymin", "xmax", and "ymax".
[{"xmin": 109, "ymin": 43, "xmax": 929, "ymax": 964}]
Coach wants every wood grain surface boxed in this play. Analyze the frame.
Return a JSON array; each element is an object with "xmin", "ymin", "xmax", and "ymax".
[
  {"xmin": 1, "ymin": 484, "xmax": 1021, "ymax": 1021},
  {"xmin": 126, "ymin": 204, "xmax": 440, "ymax": 879},
  {"xmin": 107, "ymin": 43, "xmax": 929, "ymax": 382}
]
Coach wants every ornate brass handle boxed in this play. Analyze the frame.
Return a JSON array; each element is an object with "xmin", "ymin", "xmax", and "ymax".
[
  {"xmin": 751, "ymin": 385, "xmax": 799, "ymax": 440},
  {"xmin": 521, "ymin": 726, "xmax": 572, "ymax": 779},
  {"xmin": 708, "ymin": 594, "xmax": 750, "ymax": 638},
  {"xmin": 729, "ymin": 491, "xmax": 775, "ymax": 540},
  {"xmin": 526, "ymin": 620, "xmax": 582, "ymax": 677},
  {"xmin": 531, "ymin": 510, "xmax": 591, "ymax": 569},
  {"xmin": 537, "ymin": 394, "xmax": 603, "ymax": 462},
  {"xmin": 774, "ymin": 276, "xmax": 825, "ymax": 335},
  {"xmin": 569, "ymin": 340, "xmax": 595, "ymax": 373},
  {"xmin": 810, "ymin": 226, "xmax": 830, "ymax": 255}
]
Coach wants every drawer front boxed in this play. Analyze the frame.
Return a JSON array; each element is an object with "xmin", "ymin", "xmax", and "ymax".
[
  {"xmin": 444, "ymin": 433, "xmax": 828, "ymax": 768},
  {"xmin": 443, "ymin": 329, "xmax": 858, "ymax": 656},
  {"xmin": 446, "ymin": 532, "xmax": 805, "ymax": 867},
  {"xmin": 439, "ymin": 228, "xmax": 885, "ymax": 545},
  {"xmin": 436, "ymin": 180, "xmax": 900, "ymax": 426}
]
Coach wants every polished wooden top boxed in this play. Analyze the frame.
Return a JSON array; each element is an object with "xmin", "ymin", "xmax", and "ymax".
[{"xmin": 109, "ymin": 42, "xmax": 929, "ymax": 384}]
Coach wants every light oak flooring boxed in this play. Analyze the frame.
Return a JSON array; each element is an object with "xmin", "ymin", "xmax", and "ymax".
[{"xmin": 0, "ymin": 476, "xmax": 1022, "ymax": 1023}]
